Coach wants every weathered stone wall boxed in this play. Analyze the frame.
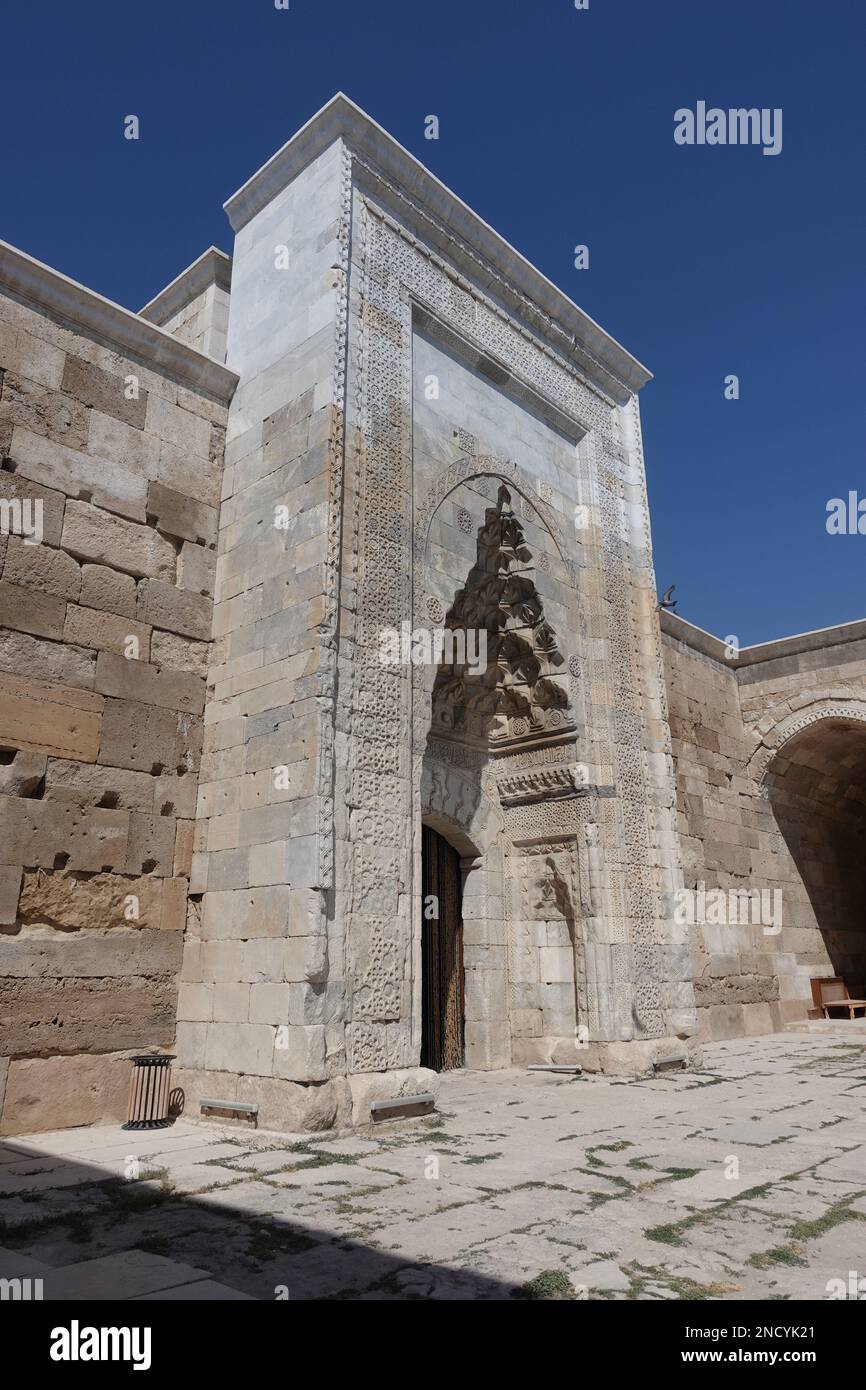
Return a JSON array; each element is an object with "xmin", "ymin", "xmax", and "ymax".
[
  {"xmin": 662, "ymin": 613, "xmax": 866, "ymax": 1041},
  {"xmin": 172, "ymin": 141, "xmax": 354, "ymax": 1133},
  {"xmin": 0, "ymin": 250, "xmax": 234, "ymax": 1134},
  {"xmin": 139, "ymin": 248, "xmax": 232, "ymax": 364}
]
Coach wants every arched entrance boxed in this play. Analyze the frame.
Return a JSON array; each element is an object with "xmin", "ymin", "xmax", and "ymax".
[
  {"xmin": 764, "ymin": 715, "xmax": 866, "ymax": 1000},
  {"xmin": 416, "ymin": 480, "xmax": 582, "ymax": 1069},
  {"xmin": 420, "ymin": 824, "xmax": 465, "ymax": 1071}
]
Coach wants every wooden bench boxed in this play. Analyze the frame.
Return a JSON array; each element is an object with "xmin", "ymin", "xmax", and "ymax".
[{"xmin": 811, "ymin": 978, "xmax": 866, "ymax": 1021}]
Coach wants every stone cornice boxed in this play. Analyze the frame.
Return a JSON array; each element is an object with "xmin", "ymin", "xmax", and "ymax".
[
  {"xmin": 661, "ymin": 608, "xmax": 866, "ymax": 671},
  {"xmin": 139, "ymin": 246, "xmax": 232, "ymax": 326},
  {"xmin": 0, "ymin": 239, "xmax": 238, "ymax": 403},
  {"xmin": 223, "ymin": 93, "xmax": 651, "ymax": 403}
]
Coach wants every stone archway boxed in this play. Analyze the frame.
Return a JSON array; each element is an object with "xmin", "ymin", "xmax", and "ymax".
[
  {"xmin": 416, "ymin": 481, "xmax": 586, "ymax": 1069},
  {"xmin": 761, "ymin": 710, "xmax": 866, "ymax": 1000}
]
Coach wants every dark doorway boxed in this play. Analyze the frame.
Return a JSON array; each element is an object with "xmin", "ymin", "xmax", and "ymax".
[
  {"xmin": 767, "ymin": 719, "xmax": 866, "ymax": 996},
  {"xmin": 421, "ymin": 824, "xmax": 465, "ymax": 1071}
]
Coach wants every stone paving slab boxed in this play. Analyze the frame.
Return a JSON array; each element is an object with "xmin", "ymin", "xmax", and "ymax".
[
  {"xmin": 2, "ymin": 1037, "xmax": 865, "ymax": 1300},
  {"xmin": 132, "ymin": 1279, "xmax": 254, "ymax": 1301},
  {"xmin": 0, "ymin": 1245, "xmax": 53, "ymax": 1279},
  {"xmin": 40, "ymin": 1251, "xmax": 211, "ymax": 1301}
]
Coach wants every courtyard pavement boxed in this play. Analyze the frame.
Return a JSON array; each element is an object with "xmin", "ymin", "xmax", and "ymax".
[{"xmin": 1, "ymin": 1035, "xmax": 864, "ymax": 1301}]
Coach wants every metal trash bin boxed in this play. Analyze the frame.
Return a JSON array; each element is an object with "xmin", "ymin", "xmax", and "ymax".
[{"xmin": 123, "ymin": 1054, "xmax": 176, "ymax": 1131}]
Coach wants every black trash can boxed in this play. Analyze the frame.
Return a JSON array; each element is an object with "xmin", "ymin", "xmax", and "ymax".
[{"xmin": 123, "ymin": 1055, "xmax": 176, "ymax": 1131}]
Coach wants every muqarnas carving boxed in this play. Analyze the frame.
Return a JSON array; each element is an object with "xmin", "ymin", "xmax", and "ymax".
[{"xmin": 431, "ymin": 486, "xmax": 574, "ymax": 750}]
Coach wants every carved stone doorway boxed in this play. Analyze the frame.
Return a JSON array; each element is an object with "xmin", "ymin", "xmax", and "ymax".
[{"xmin": 421, "ymin": 824, "xmax": 465, "ymax": 1071}]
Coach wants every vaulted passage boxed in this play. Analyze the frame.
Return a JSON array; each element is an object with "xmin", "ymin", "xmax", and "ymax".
[
  {"xmin": 766, "ymin": 719, "xmax": 866, "ymax": 994},
  {"xmin": 420, "ymin": 825, "xmax": 465, "ymax": 1072}
]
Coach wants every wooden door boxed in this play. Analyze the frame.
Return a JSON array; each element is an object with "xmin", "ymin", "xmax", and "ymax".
[{"xmin": 421, "ymin": 825, "xmax": 464, "ymax": 1071}]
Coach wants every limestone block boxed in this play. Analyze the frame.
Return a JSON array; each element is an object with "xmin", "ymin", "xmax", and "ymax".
[
  {"xmin": 202, "ymin": 885, "xmax": 290, "ymax": 940},
  {"xmin": 173, "ymin": 820, "xmax": 194, "ymax": 876},
  {"xmin": 287, "ymin": 981, "xmax": 343, "ymax": 1026},
  {"xmin": 204, "ymin": 1021, "xmax": 274, "ymax": 1076},
  {"xmin": 272, "ymin": 1023, "xmax": 327, "ymax": 1082},
  {"xmin": 511, "ymin": 1007, "xmax": 543, "ymax": 1038},
  {"xmin": 346, "ymin": 1067, "xmax": 440, "ymax": 1127},
  {"xmin": 10, "ymin": 429, "xmax": 148, "ymax": 522},
  {"xmin": 0, "ymin": 1051, "xmax": 131, "ymax": 1135},
  {"xmin": 43, "ymin": 758, "xmax": 152, "ymax": 810},
  {"xmin": 0, "ymin": 319, "xmax": 65, "ymax": 390},
  {"xmin": 0, "ymin": 749, "xmax": 47, "ymax": 797},
  {"xmin": 178, "ymin": 541, "xmax": 216, "ymax": 598},
  {"xmin": 95, "ymin": 651, "xmax": 205, "ymax": 715},
  {"xmin": 60, "ymin": 803, "xmax": 131, "ymax": 871},
  {"xmin": 160, "ymin": 877, "xmax": 188, "ymax": 932},
  {"xmin": 1, "ymin": 973, "xmax": 177, "ymax": 1056},
  {"xmin": 146, "ymin": 393, "xmax": 212, "ymax": 459},
  {"xmin": 61, "ymin": 353, "xmax": 148, "ymax": 429},
  {"xmin": 3, "ymin": 534, "xmax": 81, "ymax": 601},
  {"xmin": 87, "ymin": 408, "xmax": 157, "ymax": 492},
  {"xmin": 288, "ymin": 885, "xmax": 327, "ymax": 938},
  {"xmin": 0, "ymin": 671, "xmax": 103, "ymax": 760},
  {"xmin": 98, "ymin": 698, "xmax": 203, "ymax": 774},
  {"xmin": 0, "ymin": 372, "xmax": 89, "ymax": 449},
  {"xmin": 62, "ymin": 501, "xmax": 176, "ymax": 581},
  {"xmin": 464, "ymin": 969, "xmax": 508, "ymax": 1022},
  {"xmin": 212, "ymin": 982, "xmax": 251, "ymax": 1023},
  {"xmin": 465, "ymin": 1021, "xmax": 511, "ymax": 1070},
  {"xmin": 149, "ymin": 630, "xmax": 210, "ymax": 680},
  {"xmin": 708, "ymin": 1004, "xmax": 745, "ymax": 1041},
  {"xmin": 17, "ymin": 869, "xmax": 164, "ymax": 931},
  {"xmin": 538, "ymin": 946, "xmax": 575, "ymax": 984},
  {"xmin": 0, "ymin": 864, "xmax": 23, "ymax": 924},
  {"xmin": 154, "ymin": 437, "xmax": 220, "ymax": 509},
  {"xmin": 125, "ymin": 811, "xmax": 176, "ymax": 877},
  {"xmin": 176, "ymin": 982, "xmax": 213, "ymax": 1023},
  {"xmin": 284, "ymin": 933, "xmax": 327, "ymax": 984},
  {"xmin": 0, "ymin": 926, "xmax": 180, "ymax": 979},
  {"xmin": 233, "ymin": 1074, "xmax": 346, "ymax": 1133},
  {"xmin": 153, "ymin": 771, "xmax": 198, "ymax": 820},
  {"xmin": 146, "ymin": 481, "xmax": 218, "ymax": 549},
  {"xmin": 0, "ymin": 579, "xmax": 65, "ymax": 639},
  {"xmin": 199, "ymin": 938, "xmax": 242, "ymax": 983},
  {"xmin": 137, "ymin": 579, "xmax": 211, "ymax": 641},
  {"xmin": 248, "ymin": 983, "xmax": 291, "ymax": 1025},
  {"xmin": 512, "ymin": 1037, "xmax": 557, "ymax": 1067},
  {"xmin": 0, "ymin": 472, "xmax": 65, "ymax": 546},
  {"xmin": 742, "ymin": 1002, "xmax": 775, "ymax": 1036},
  {"xmin": 62, "ymin": 605, "xmax": 151, "ymax": 660},
  {"xmin": 174, "ymin": 1021, "xmax": 208, "ymax": 1069},
  {"xmin": 79, "ymin": 563, "xmax": 138, "ymax": 619}
]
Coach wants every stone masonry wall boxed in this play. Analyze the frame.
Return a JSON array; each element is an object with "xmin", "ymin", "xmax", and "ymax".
[
  {"xmin": 173, "ymin": 141, "xmax": 352, "ymax": 1133},
  {"xmin": 0, "ymin": 278, "xmax": 230, "ymax": 1134},
  {"xmin": 663, "ymin": 616, "xmax": 866, "ymax": 1042}
]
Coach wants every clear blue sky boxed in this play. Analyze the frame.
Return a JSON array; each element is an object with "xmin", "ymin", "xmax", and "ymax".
[{"xmin": 2, "ymin": 0, "xmax": 862, "ymax": 644}]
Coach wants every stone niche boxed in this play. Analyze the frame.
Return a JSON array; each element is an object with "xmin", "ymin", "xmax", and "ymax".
[{"xmin": 175, "ymin": 98, "xmax": 700, "ymax": 1134}]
